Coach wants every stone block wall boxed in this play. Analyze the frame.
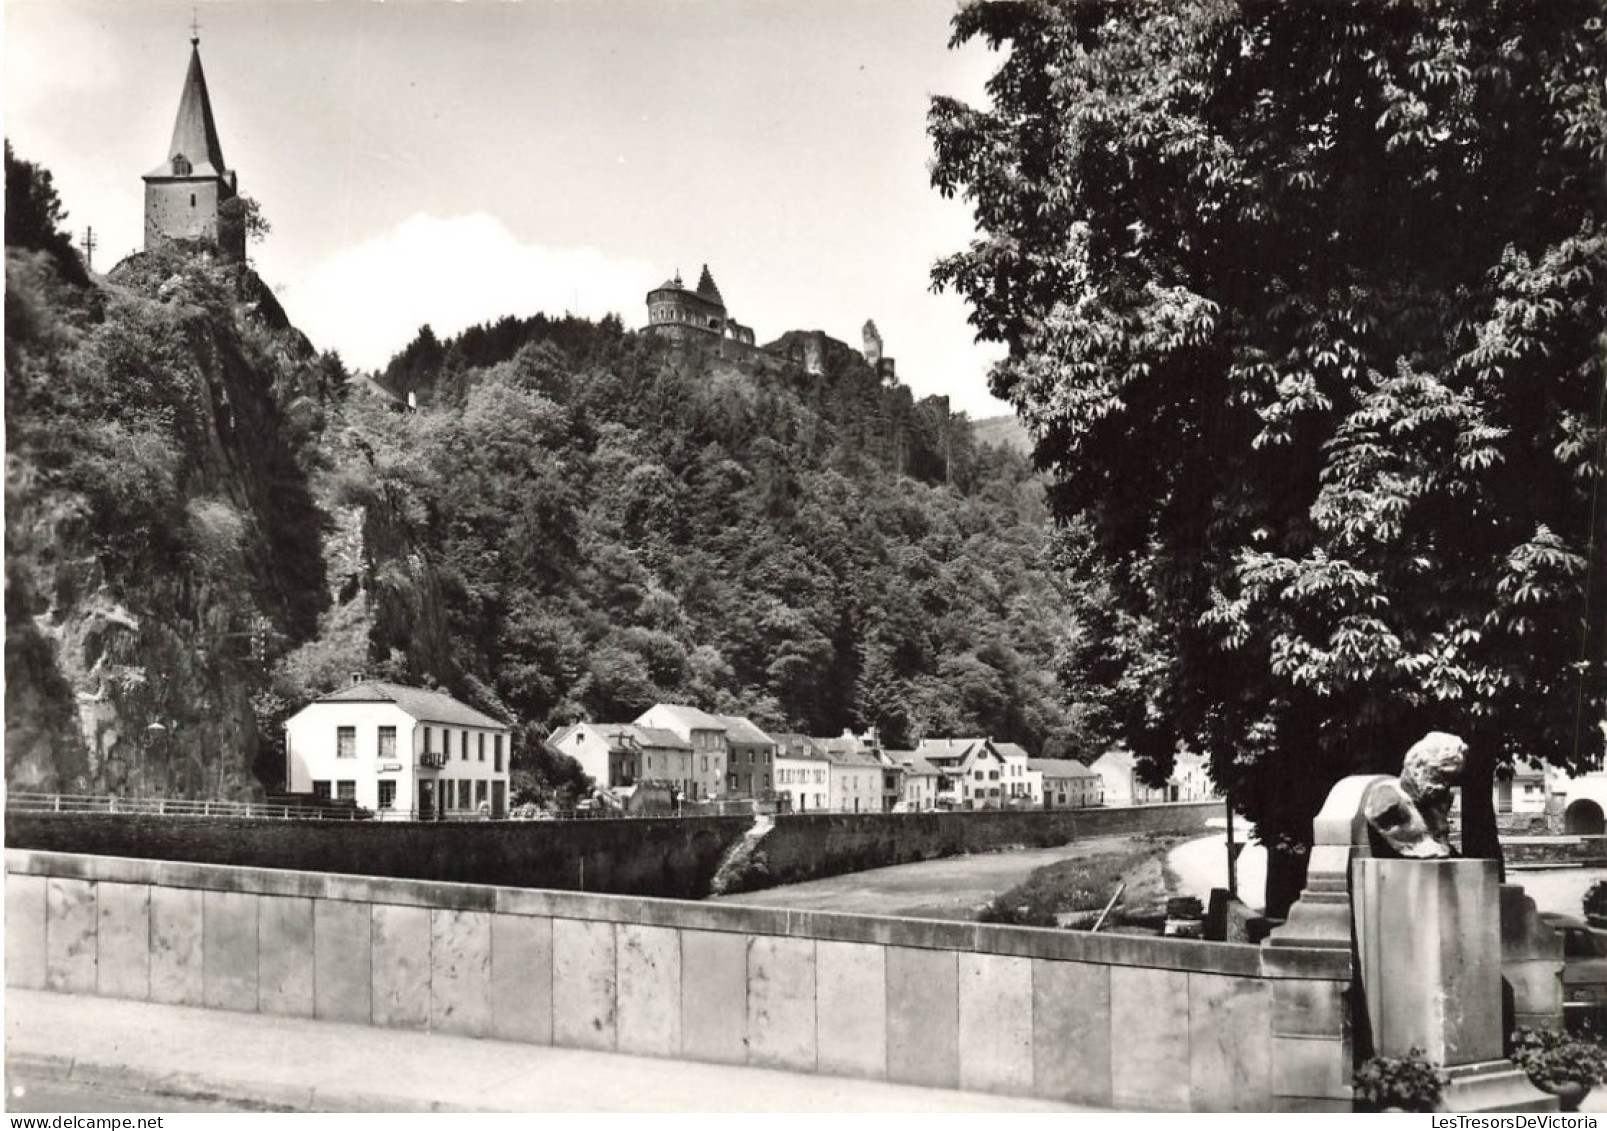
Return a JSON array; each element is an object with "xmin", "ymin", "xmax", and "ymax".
[
  {"xmin": 6, "ymin": 802, "xmax": 1222, "ymax": 900},
  {"xmin": 6, "ymin": 849, "xmax": 1350, "ymax": 1111}
]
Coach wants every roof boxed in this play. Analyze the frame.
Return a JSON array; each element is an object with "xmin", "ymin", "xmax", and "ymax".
[
  {"xmin": 562, "ymin": 723, "xmax": 693, "ymax": 753},
  {"xmin": 312, "ymin": 681, "xmax": 506, "ymax": 729},
  {"xmin": 146, "ymin": 41, "xmax": 228, "ymax": 180},
  {"xmin": 716, "ymin": 715, "xmax": 777, "ymax": 749},
  {"xmin": 895, "ymin": 754, "xmax": 942, "ymax": 777},
  {"xmin": 1029, "ymin": 759, "xmax": 1099, "ymax": 779},
  {"xmin": 636, "ymin": 703, "xmax": 728, "ymax": 732},
  {"xmin": 771, "ymin": 733, "xmax": 830, "ymax": 762},
  {"xmin": 695, "ymin": 264, "xmax": 724, "ymax": 306},
  {"xmin": 915, "ymin": 738, "xmax": 991, "ymax": 765},
  {"xmin": 994, "ymin": 742, "xmax": 1032, "ymax": 762},
  {"xmin": 821, "ymin": 745, "xmax": 881, "ymax": 768}
]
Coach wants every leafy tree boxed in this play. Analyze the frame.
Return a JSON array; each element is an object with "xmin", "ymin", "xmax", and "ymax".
[
  {"xmin": 5, "ymin": 140, "xmax": 87, "ymax": 283},
  {"xmin": 930, "ymin": 0, "xmax": 1606, "ymax": 909}
]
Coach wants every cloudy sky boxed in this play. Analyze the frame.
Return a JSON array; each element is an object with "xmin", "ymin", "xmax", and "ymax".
[{"xmin": 5, "ymin": 0, "xmax": 1011, "ymax": 416}]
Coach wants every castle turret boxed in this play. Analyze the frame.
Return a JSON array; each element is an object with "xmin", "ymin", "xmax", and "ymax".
[
  {"xmin": 142, "ymin": 31, "xmax": 244, "ymax": 259},
  {"xmin": 862, "ymin": 320, "xmax": 883, "ymax": 365}
]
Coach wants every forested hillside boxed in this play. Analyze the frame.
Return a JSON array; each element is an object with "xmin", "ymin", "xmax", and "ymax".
[{"xmin": 6, "ymin": 146, "xmax": 1101, "ymax": 803}]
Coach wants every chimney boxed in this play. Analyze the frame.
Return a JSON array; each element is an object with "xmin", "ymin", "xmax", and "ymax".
[{"xmin": 351, "ymin": 673, "xmax": 365, "ymax": 686}]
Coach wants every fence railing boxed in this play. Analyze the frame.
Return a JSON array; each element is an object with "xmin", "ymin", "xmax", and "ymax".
[{"xmin": 5, "ymin": 793, "xmax": 369, "ymax": 821}]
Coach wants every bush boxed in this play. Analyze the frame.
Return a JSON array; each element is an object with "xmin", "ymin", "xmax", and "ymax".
[
  {"xmin": 1509, "ymin": 1028, "xmax": 1607, "ymax": 1092},
  {"xmin": 1353, "ymin": 1048, "xmax": 1449, "ymax": 1112},
  {"xmin": 1583, "ymin": 881, "xmax": 1607, "ymax": 925}
]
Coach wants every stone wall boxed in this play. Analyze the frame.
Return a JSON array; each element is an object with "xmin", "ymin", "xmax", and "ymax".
[
  {"xmin": 5, "ymin": 803, "xmax": 1222, "ymax": 899},
  {"xmin": 5, "ymin": 849, "xmax": 1352, "ymax": 1111},
  {"xmin": 4, "ymin": 814, "xmax": 751, "ymax": 899}
]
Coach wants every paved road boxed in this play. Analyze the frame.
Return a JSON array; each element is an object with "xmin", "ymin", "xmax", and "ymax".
[
  {"xmin": 6, "ymin": 1078, "xmax": 272, "ymax": 1113},
  {"xmin": 6, "ymin": 989, "xmax": 1087, "ymax": 1114},
  {"xmin": 1166, "ymin": 828, "xmax": 1269, "ymax": 912},
  {"xmin": 713, "ymin": 834, "xmax": 1144, "ymax": 918}
]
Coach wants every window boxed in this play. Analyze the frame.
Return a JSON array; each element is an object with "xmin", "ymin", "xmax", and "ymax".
[
  {"xmin": 190, "ymin": 193, "xmax": 196, "ymax": 207},
  {"xmin": 172, "ymin": 155, "xmax": 192, "ymax": 175},
  {"xmin": 974, "ymin": 771, "xmax": 984, "ymax": 781},
  {"xmin": 423, "ymin": 725, "xmax": 432, "ymax": 753},
  {"xmin": 313, "ymin": 781, "xmax": 331, "ymax": 800},
  {"xmin": 989, "ymin": 771, "xmax": 1000, "ymax": 780},
  {"xmin": 378, "ymin": 726, "xmax": 396, "ymax": 758},
  {"xmin": 335, "ymin": 726, "xmax": 356, "ymax": 758},
  {"xmin": 495, "ymin": 737, "xmax": 503, "ymax": 773},
  {"xmin": 476, "ymin": 781, "xmax": 488, "ymax": 807},
  {"xmin": 479, "ymin": 733, "xmax": 486, "ymax": 762},
  {"xmin": 701, "ymin": 756, "xmax": 709, "ymax": 773},
  {"xmin": 337, "ymin": 781, "xmax": 356, "ymax": 802},
  {"xmin": 378, "ymin": 781, "xmax": 396, "ymax": 810},
  {"xmin": 728, "ymin": 774, "xmax": 738, "ymax": 790},
  {"xmin": 647, "ymin": 755, "xmax": 654, "ymax": 771},
  {"xmin": 463, "ymin": 730, "xmax": 471, "ymax": 759}
]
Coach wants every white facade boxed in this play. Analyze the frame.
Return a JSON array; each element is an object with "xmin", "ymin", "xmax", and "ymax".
[
  {"xmin": 775, "ymin": 752, "xmax": 829, "ymax": 812},
  {"xmin": 284, "ymin": 687, "xmax": 510, "ymax": 820},
  {"xmin": 826, "ymin": 754, "xmax": 880, "ymax": 813},
  {"xmin": 635, "ymin": 704, "xmax": 729, "ymax": 800}
]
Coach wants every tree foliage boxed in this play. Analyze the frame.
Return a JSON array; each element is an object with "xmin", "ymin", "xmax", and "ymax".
[
  {"xmin": 930, "ymin": 0, "xmax": 1606, "ymax": 903},
  {"xmin": 307, "ymin": 314, "xmax": 1101, "ymax": 802}
]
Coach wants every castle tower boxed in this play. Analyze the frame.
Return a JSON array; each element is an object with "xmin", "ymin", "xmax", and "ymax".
[
  {"xmin": 862, "ymin": 320, "xmax": 883, "ymax": 366},
  {"xmin": 142, "ymin": 30, "xmax": 244, "ymax": 259}
]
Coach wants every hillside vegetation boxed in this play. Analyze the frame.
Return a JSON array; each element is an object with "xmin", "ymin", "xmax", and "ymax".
[{"xmin": 5, "ymin": 147, "xmax": 1100, "ymax": 802}]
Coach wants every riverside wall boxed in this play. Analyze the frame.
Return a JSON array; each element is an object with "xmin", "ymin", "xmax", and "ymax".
[{"xmin": 6, "ymin": 802, "xmax": 1224, "ymax": 898}]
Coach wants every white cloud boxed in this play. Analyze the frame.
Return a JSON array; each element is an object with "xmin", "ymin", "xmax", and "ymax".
[{"xmin": 279, "ymin": 212, "xmax": 656, "ymax": 370}]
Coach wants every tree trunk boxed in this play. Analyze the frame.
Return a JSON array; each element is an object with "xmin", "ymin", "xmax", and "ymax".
[
  {"xmin": 1459, "ymin": 739, "xmax": 1505, "ymax": 882},
  {"xmin": 1264, "ymin": 844, "xmax": 1310, "ymax": 920}
]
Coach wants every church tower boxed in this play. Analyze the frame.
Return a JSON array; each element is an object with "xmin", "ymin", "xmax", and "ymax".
[{"xmin": 142, "ymin": 28, "xmax": 244, "ymax": 259}]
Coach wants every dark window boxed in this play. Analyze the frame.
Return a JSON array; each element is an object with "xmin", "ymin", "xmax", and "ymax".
[
  {"xmin": 378, "ymin": 726, "xmax": 396, "ymax": 758},
  {"xmin": 336, "ymin": 727, "xmax": 356, "ymax": 758},
  {"xmin": 495, "ymin": 736, "xmax": 503, "ymax": 773},
  {"xmin": 423, "ymin": 725, "xmax": 432, "ymax": 753},
  {"xmin": 476, "ymin": 781, "xmax": 488, "ymax": 807},
  {"xmin": 337, "ymin": 781, "xmax": 356, "ymax": 802},
  {"xmin": 479, "ymin": 733, "xmax": 486, "ymax": 762},
  {"xmin": 172, "ymin": 155, "xmax": 192, "ymax": 175},
  {"xmin": 312, "ymin": 781, "xmax": 331, "ymax": 800},
  {"xmin": 189, "ymin": 193, "xmax": 196, "ymax": 207},
  {"xmin": 378, "ymin": 781, "xmax": 396, "ymax": 810}
]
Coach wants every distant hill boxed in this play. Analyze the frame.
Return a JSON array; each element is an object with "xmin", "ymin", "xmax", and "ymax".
[{"xmin": 972, "ymin": 413, "xmax": 1032, "ymax": 456}]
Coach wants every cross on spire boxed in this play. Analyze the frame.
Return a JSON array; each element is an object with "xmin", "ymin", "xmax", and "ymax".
[{"xmin": 190, "ymin": 7, "xmax": 201, "ymax": 45}]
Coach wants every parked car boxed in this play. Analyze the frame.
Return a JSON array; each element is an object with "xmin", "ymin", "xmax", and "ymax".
[{"xmin": 1540, "ymin": 913, "xmax": 1607, "ymax": 1032}]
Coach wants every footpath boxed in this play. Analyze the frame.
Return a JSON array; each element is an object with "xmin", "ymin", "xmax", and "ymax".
[{"xmin": 4, "ymin": 989, "xmax": 1082, "ymax": 1113}]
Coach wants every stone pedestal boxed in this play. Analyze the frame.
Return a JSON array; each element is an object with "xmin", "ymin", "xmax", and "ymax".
[{"xmin": 1354, "ymin": 858, "xmax": 1555, "ymax": 1113}]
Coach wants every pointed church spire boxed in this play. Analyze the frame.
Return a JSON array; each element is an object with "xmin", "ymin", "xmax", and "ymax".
[
  {"xmin": 695, "ymin": 264, "xmax": 724, "ymax": 307},
  {"xmin": 161, "ymin": 37, "xmax": 228, "ymax": 178}
]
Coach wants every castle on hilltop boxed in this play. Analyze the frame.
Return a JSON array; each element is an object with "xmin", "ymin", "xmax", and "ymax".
[
  {"xmin": 645, "ymin": 266, "xmax": 756, "ymax": 347},
  {"xmin": 142, "ymin": 30, "xmax": 245, "ymax": 260},
  {"xmin": 644, "ymin": 266, "xmax": 895, "ymax": 378}
]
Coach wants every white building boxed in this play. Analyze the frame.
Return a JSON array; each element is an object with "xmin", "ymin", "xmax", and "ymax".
[
  {"xmin": 893, "ymin": 753, "xmax": 941, "ymax": 811},
  {"xmin": 634, "ymin": 703, "xmax": 729, "ymax": 801},
  {"xmin": 914, "ymin": 737, "xmax": 1041, "ymax": 810},
  {"xmin": 284, "ymin": 679, "xmax": 511, "ymax": 820},
  {"xmin": 819, "ymin": 735, "xmax": 882, "ymax": 813},
  {"xmin": 548, "ymin": 722, "xmax": 694, "ymax": 797},
  {"xmin": 772, "ymin": 733, "xmax": 831, "ymax": 813}
]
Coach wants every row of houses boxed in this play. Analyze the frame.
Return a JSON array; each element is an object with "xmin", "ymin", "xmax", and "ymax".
[
  {"xmin": 551, "ymin": 704, "xmax": 1127, "ymax": 814},
  {"xmin": 283, "ymin": 679, "xmax": 1216, "ymax": 820}
]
